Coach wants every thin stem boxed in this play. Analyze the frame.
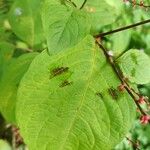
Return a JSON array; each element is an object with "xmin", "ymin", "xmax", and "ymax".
[
  {"xmin": 96, "ymin": 41, "xmax": 146, "ymax": 115},
  {"xmin": 126, "ymin": 137, "xmax": 140, "ymax": 150},
  {"xmin": 66, "ymin": 0, "xmax": 77, "ymax": 8},
  {"xmin": 95, "ymin": 19, "xmax": 150, "ymax": 38},
  {"xmin": 80, "ymin": 0, "xmax": 87, "ymax": 9},
  {"xmin": 127, "ymin": 0, "xmax": 150, "ymax": 8}
]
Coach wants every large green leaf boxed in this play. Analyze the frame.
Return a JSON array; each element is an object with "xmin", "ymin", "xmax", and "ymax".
[
  {"xmin": 0, "ymin": 52, "xmax": 38, "ymax": 123},
  {"xmin": 16, "ymin": 36, "xmax": 135, "ymax": 150},
  {"xmin": 72, "ymin": 0, "xmax": 122, "ymax": 35},
  {"xmin": 117, "ymin": 49, "xmax": 150, "ymax": 84},
  {"xmin": 42, "ymin": 0, "xmax": 91, "ymax": 55},
  {"xmin": 9, "ymin": 0, "xmax": 44, "ymax": 46}
]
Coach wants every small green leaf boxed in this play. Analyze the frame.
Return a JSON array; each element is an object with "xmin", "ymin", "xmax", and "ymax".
[
  {"xmin": 117, "ymin": 49, "xmax": 150, "ymax": 84},
  {"xmin": 0, "ymin": 42, "xmax": 14, "ymax": 61},
  {"xmin": 0, "ymin": 52, "xmax": 38, "ymax": 123},
  {"xmin": 0, "ymin": 42, "xmax": 15, "ymax": 80},
  {"xmin": 16, "ymin": 36, "xmax": 135, "ymax": 150},
  {"xmin": 42, "ymin": 0, "xmax": 91, "ymax": 55},
  {"xmin": 9, "ymin": 0, "xmax": 44, "ymax": 46}
]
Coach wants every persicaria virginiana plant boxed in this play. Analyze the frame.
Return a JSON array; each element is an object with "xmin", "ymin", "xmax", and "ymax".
[{"xmin": 0, "ymin": 0, "xmax": 150, "ymax": 149}]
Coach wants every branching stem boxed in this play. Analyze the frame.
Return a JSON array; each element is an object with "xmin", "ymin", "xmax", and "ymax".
[
  {"xmin": 95, "ymin": 19, "xmax": 150, "ymax": 38},
  {"xmin": 96, "ymin": 41, "xmax": 147, "ymax": 116}
]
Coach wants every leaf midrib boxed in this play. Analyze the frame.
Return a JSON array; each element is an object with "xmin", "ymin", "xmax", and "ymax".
[
  {"xmin": 55, "ymin": 9, "xmax": 74, "ymax": 47},
  {"xmin": 58, "ymin": 45, "xmax": 96, "ymax": 150}
]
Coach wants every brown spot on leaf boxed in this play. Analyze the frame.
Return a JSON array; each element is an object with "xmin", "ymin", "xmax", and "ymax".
[
  {"xmin": 131, "ymin": 53, "xmax": 138, "ymax": 65},
  {"xmin": 96, "ymin": 92, "xmax": 103, "ymax": 99},
  {"xmin": 108, "ymin": 87, "xmax": 119, "ymax": 100},
  {"xmin": 59, "ymin": 80, "xmax": 73, "ymax": 88},
  {"xmin": 131, "ymin": 68, "xmax": 136, "ymax": 77},
  {"xmin": 50, "ymin": 67, "xmax": 69, "ymax": 78}
]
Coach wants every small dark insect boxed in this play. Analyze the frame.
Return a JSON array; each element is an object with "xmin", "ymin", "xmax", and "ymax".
[
  {"xmin": 108, "ymin": 87, "xmax": 119, "ymax": 100},
  {"xmin": 59, "ymin": 80, "xmax": 73, "ymax": 88},
  {"xmin": 51, "ymin": 67, "xmax": 69, "ymax": 78},
  {"xmin": 96, "ymin": 92, "xmax": 103, "ymax": 99}
]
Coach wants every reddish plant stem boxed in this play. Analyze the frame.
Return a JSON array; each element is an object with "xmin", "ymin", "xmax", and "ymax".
[
  {"xmin": 126, "ymin": 137, "xmax": 140, "ymax": 150},
  {"xmin": 96, "ymin": 40, "xmax": 146, "ymax": 116},
  {"xmin": 95, "ymin": 19, "xmax": 150, "ymax": 38},
  {"xmin": 126, "ymin": 0, "xmax": 150, "ymax": 8}
]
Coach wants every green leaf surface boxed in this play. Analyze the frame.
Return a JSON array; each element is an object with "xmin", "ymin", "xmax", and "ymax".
[
  {"xmin": 0, "ymin": 52, "xmax": 38, "ymax": 123},
  {"xmin": 108, "ymin": 14, "xmax": 131, "ymax": 56},
  {"xmin": 42, "ymin": 0, "xmax": 91, "ymax": 55},
  {"xmin": 16, "ymin": 36, "xmax": 135, "ymax": 150},
  {"xmin": 0, "ymin": 42, "xmax": 14, "ymax": 61},
  {"xmin": 0, "ymin": 42, "xmax": 15, "ymax": 80},
  {"xmin": 63, "ymin": 0, "xmax": 122, "ymax": 34},
  {"xmin": 9, "ymin": 0, "xmax": 44, "ymax": 46},
  {"xmin": 81, "ymin": 0, "xmax": 121, "ymax": 35},
  {"xmin": 0, "ymin": 140, "xmax": 12, "ymax": 150},
  {"xmin": 110, "ymin": 31, "xmax": 131, "ymax": 55},
  {"xmin": 117, "ymin": 49, "xmax": 150, "ymax": 84},
  {"xmin": 0, "ymin": 53, "xmax": 3, "ymax": 79}
]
